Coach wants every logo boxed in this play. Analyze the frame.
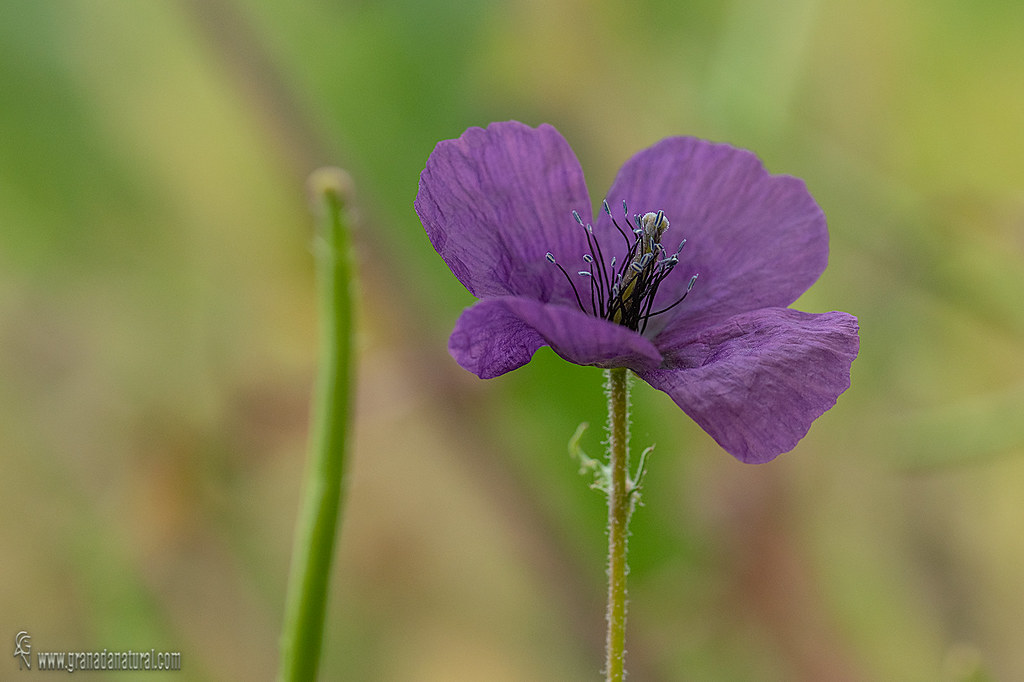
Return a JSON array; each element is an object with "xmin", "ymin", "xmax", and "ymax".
[{"xmin": 13, "ymin": 631, "xmax": 31, "ymax": 670}]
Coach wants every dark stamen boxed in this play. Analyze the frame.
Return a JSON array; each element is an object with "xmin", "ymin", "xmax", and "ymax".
[
  {"xmin": 646, "ymin": 274, "xmax": 699, "ymax": 317},
  {"xmin": 578, "ymin": 270, "xmax": 599, "ymax": 316},
  {"xmin": 605, "ymin": 199, "xmax": 633, "ymax": 251},
  {"xmin": 546, "ymin": 252, "xmax": 586, "ymax": 312},
  {"xmin": 638, "ymin": 266, "xmax": 676, "ymax": 333},
  {"xmin": 582, "ymin": 224, "xmax": 607, "ymax": 312}
]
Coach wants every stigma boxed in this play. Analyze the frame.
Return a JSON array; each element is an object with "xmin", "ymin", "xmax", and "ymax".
[{"xmin": 547, "ymin": 201, "xmax": 698, "ymax": 334}]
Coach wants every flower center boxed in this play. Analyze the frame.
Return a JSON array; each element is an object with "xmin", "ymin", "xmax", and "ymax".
[{"xmin": 546, "ymin": 200, "xmax": 698, "ymax": 333}]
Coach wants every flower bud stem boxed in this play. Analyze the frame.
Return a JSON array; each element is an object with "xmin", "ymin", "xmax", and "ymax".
[{"xmin": 278, "ymin": 169, "xmax": 356, "ymax": 682}]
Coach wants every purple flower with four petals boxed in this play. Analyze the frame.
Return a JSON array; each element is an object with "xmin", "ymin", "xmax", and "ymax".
[{"xmin": 415, "ymin": 121, "xmax": 859, "ymax": 463}]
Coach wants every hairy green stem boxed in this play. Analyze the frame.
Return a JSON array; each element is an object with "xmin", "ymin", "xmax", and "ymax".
[
  {"xmin": 278, "ymin": 169, "xmax": 356, "ymax": 682},
  {"xmin": 605, "ymin": 367, "xmax": 630, "ymax": 681}
]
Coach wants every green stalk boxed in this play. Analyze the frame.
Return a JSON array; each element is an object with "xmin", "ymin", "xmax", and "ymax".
[
  {"xmin": 278, "ymin": 168, "xmax": 356, "ymax": 682},
  {"xmin": 604, "ymin": 367, "xmax": 630, "ymax": 681}
]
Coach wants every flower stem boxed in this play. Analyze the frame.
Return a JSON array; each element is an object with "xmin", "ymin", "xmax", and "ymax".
[
  {"xmin": 605, "ymin": 367, "xmax": 630, "ymax": 682},
  {"xmin": 278, "ymin": 168, "xmax": 356, "ymax": 682}
]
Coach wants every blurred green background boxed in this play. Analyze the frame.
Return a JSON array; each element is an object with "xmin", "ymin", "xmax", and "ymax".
[{"xmin": 2, "ymin": 0, "xmax": 1023, "ymax": 679}]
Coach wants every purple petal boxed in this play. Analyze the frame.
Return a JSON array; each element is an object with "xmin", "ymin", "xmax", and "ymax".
[
  {"xmin": 597, "ymin": 137, "xmax": 829, "ymax": 333},
  {"xmin": 450, "ymin": 297, "xmax": 663, "ymax": 379},
  {"xmin": 416, "ymin": 121, "xmax": 594, "ymax": 303},
  {"xmin": 637, "ymin": 308, "xmax": 859, "ymax": 463}
]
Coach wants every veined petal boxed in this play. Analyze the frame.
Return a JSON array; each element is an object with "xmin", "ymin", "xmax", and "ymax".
[
  {"xmin": 638, "ymin": 308, "xmax": 859, "ymax": 463},
  {"xmin": 450, "ymin": 297, "xmax": 663, "ymax": 379},
  {"xmin": 598, "ymin": 137, "xmax": 829, "ymax": 332},
  {"xmin": 448, "ymin": 297, "xmax": 548, "ymax": 379},
  {"xmin": 416, "ymin": 121, "xmax": 594, "ymax": 303}
]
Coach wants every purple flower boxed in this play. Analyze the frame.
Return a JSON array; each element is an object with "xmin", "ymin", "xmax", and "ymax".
[{"xmin": 415, "ymin": 121, "xmax": 859, "ymax": 463}]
